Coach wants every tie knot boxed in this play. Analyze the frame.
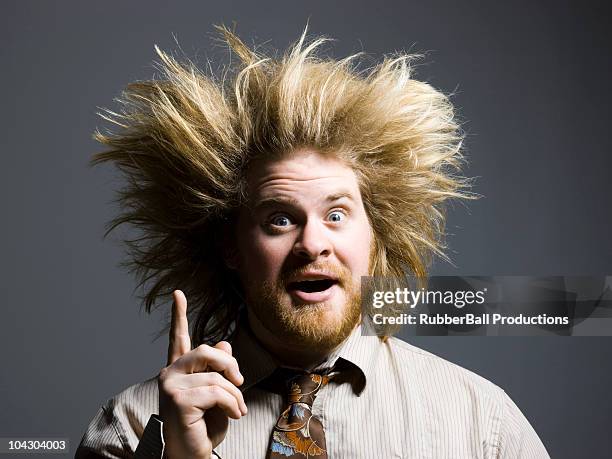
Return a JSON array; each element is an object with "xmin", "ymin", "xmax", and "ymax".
[{"xmin": 286, "ymin": 373, "xmax": 329, "ymax": 407}]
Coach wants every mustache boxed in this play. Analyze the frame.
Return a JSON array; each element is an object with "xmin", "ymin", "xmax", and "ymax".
[{"xmin": 279, "ymin": 262, "xmax": 351, "ymax": 285}]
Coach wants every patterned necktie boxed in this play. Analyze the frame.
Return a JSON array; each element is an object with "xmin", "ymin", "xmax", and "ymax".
[{"xmin": 267, "ymin": 372, "xmax": 330, "ymax": 458}]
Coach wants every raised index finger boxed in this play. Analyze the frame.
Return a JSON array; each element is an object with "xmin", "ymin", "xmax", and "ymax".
[{"xmin": 167, "ymin": 289, "xmax": 191, "ymax": 365}]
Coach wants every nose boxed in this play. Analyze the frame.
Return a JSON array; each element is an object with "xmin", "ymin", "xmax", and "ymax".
[{"xmin": 292, "ymin": 219, "xmax": 332, "ymax": 261}]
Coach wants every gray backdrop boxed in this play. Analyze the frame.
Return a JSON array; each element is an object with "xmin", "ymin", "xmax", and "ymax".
[{"xmin": 2, "ymin": 1, "xmax": 611, "ymax": 457}]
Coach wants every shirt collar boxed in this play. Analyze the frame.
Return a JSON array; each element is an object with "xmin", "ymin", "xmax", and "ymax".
[
  {"xmin": 231, "ymin": 316, "xmax": 383, "ymax": 394},
  {"xmin": 318, "ymin": 322, "xmax": 382, "ymax": 394}
]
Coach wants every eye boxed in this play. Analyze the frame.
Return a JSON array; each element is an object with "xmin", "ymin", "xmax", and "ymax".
[
  {"xmin": 327, "ymin": 210, "xmax": 345, "ymax": 223},
  {"xmin": 270, "ymin": 215, "xmax": 292, "ymax": 227}
]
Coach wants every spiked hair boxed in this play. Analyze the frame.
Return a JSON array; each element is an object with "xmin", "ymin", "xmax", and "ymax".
[{"xmin": 94, "ymin": 25, "xmax": 470, "ymax": 344}]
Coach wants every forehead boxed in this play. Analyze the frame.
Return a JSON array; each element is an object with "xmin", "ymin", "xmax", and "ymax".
[{"xmin": 246, "ymin": 149, "xmax": 362, "ymax": 202}]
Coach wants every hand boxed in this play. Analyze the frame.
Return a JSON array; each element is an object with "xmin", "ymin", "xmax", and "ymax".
[{"xmin": 158, "ymin": 290, "xmax": 248, "ymax": 459}]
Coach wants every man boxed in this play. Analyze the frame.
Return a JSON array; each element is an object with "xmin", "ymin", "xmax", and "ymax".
[{"xmin": 76, "ymin": 25, "xmax": 550, "ymax": 458}]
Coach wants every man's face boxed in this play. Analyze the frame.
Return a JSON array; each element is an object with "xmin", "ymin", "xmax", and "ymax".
[{"xmin": 234, "ymin": 148, "xmax": 373, "ymax": 350}]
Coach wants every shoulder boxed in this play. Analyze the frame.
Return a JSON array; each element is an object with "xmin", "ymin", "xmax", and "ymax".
[
  {"xmin": 385, "ymin": 336, "xmax": 506, "ymax": 404},
  {"xmin": 382, "ymin": 337, "xmax": 550, "ymax": 458},
  {"xmin": 107, "ymin": 376, "xmax": 160, "ymax": 418},
  {"xmin": 76, "ymin": 376, "xmax": 159, "ymax": 458}
]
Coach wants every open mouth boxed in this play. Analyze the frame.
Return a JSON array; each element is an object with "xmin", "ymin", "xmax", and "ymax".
[{"xmin": 287, "ymin": 279, "xmax": 337, "ymax": 293}]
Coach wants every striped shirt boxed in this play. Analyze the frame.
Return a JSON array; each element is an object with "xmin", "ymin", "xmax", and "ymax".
[{"xmin": 76, "ymin": 322, "xmax": 549, "ymax": 458}]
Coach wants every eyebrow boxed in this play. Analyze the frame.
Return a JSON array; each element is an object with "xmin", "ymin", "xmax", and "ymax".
[
  {"xmin": 252, "ymin": 192, "xmax": 356, "ymax": 211},
  {"xmin": 253, "ymin": 196, "xmax": 301, "ymax": 210},
  {"xmin": 324, "ymin": 192, "xmax": 355, "ymax": 203}
]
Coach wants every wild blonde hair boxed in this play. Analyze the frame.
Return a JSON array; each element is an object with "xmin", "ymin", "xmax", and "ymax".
[{"xmin": 94, "ymin": 25, "xmax": 470, "ymax": 344}]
